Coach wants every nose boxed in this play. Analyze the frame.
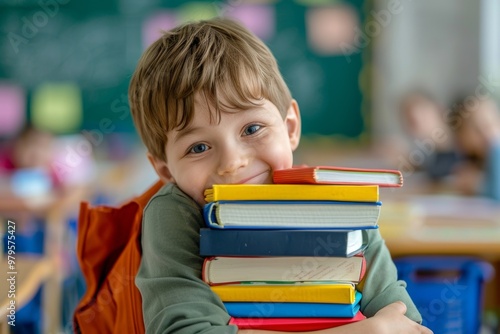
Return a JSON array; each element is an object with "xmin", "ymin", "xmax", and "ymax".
[{"xmin": 217, "ymin": 143, "xmax": 249, "ymax": 176}]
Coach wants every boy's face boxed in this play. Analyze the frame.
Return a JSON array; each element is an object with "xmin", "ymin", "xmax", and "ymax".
[{"xmin": 149, "ymin": 96, "xmax": 301, "ymax": 206}]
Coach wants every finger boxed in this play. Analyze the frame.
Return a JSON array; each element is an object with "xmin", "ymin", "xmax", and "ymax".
[
  {"xmin": 388, "ymin": 301, "xmax": 407, "ymax": 314},
  {"xmin": 422, "ymin": 325, "xmax": 434, "ymax": 334}
]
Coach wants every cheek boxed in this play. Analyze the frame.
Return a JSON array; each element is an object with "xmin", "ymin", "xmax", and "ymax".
[
  {"xmin": 169, "ymin": 163, "xmax": 205, "ymax": 197},
  {"xmin": 264, "ymin": 143, "xmax": 294, "ymax": 170},
  {"xmin": 187, "ymin": 189, "xmax": 205, "ymax": 205},
  {"xmin": 177, "ymin": 176, "xmax": 206, "ymax": 204}
]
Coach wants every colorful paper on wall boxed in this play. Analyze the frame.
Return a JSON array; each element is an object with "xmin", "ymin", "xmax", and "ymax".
[
  {"xmin": 31, "ymin": 82, "xmax": 83, "ymax": 134},
  {"xmin": 0, "ymin": 83, "xmax": 26, "ymax": 137},
  {"xmin": 142, "ymin": 11, "xmax": 178, "ymax": 48},
  {"xmin": 224, "ymin": 4, "xmax": 275, "ymax": 40},
  {"xmin": 177, "ymin": 2, "xmax": 218, "ymax": 23},
  {"xmin": 305, "ymin": 5, "xmax": 359, "ymax": 55},
  {"xmin": 295, "ymin": 0, "xmax": 340, "ymax": 6}
]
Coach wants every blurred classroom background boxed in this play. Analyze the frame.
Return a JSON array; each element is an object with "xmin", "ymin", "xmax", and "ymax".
[{"xmin": 1, "ymin": 0, "xmax": 500, "ymax": 333}]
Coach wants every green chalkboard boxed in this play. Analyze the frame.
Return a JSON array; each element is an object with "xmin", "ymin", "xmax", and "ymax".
[
  {"xmin": 269, "ymin": 0, "xmax": 366, "ymax": 138},
  {"xmin": 0, "ymin": 0, "xmax": 369, "ymax": 137}
]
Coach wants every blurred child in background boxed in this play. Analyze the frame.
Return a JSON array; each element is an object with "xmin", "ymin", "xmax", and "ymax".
[
  {"xmin": 0, "ymin": 124, "xmax": 58, "ymax": 218},
  {"xmin": 449, "ymin": 96, "xmax": 500, "ymax": 201},
  {"xmin": 1, "ymin": 123, "xmax": 95, "ymax": 331},
  {"xmin": 1, "ymin": 124, "xmax": 55, "ymax": 174},
  {"xmin": 399, "ymin": 90, "xmax": 459, "ymax": 184},
  {"xmin": 0, "ymin": 123, "xmax": 96, "ymax": 209}
]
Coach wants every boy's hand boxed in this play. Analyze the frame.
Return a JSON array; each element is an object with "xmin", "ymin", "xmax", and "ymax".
[{"xmin": 369, "ymin": 301, "xmax": 433, "ymax": 334}]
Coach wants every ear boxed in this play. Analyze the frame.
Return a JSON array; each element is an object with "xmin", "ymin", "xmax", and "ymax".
[
  {"xmin": 147, "ymin": 152, "xmax": 173, "ymax": 183},
  {"xmin": 285, "ymin": 99, "xmax": 301, "ymax": 151}
]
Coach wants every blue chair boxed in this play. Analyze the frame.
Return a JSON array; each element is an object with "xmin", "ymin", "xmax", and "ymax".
[
  {"xmin": 395, "ymin": 256, "xmax": 494, "ymax": 334},
  {"xmin": 2, "ymin": 217, "xmax": 45, "ymax": 334}
]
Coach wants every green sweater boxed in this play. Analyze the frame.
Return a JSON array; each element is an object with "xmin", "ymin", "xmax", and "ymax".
[{"xmin": 136, "ymin": 183, "xmax": 421, "ymax": 333}]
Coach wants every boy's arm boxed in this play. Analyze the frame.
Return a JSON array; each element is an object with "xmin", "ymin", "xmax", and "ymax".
[
  {"xmin": 357, "ymin": 229, "xmax": 422, "ymax": 323},
  {"xmin": 136, "ymin": 185, "xmax": 238, "ymax": 334}
]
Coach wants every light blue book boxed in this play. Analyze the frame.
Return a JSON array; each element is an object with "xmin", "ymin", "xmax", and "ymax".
[
  {"xmin": 204, "ymin": 201, "xmax": 381, "ymax": 229},
  {"xmin": 224, "ymin": 291, "xmax": 362, "ymax": 318}
]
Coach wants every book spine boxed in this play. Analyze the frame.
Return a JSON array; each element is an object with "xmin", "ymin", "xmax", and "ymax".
[
  {"xmin": 200, "ymin": 228, "xmax": 359, "ymax": 257},
  {"xmin": 358, "ymin": 256, "xmax": 367, "ymax": 282},
  {"xmin": 211, "ymin": 284, "xmax": 355, "ymax": 304},
  {"xmin": 224, "ymin": 298, "xmax": 361, "ymax": 318},
  {"xmin": 272, "ymin": 168, "xmax": 316, "ymax": 184},
  {"xmin": 203, "ymin": 202, "xmax": 222, "ymax": 229},
  {"xmin": 201, "ymin": 256, "xmax": 216, "ymax": 284}
]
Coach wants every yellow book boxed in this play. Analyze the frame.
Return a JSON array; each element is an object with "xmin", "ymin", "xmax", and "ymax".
[
  {"xmin": 204, "ymin": 184, "xmax": 379, "ymax": 202},
  {"xmin": 211, "ymin": 282, "xmax": 356, "ymax": 304}
]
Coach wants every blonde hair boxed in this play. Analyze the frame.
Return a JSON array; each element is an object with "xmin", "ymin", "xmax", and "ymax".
[{"xmin": 129, "ymin": 18, "xmax": 292, "ymax": 161}]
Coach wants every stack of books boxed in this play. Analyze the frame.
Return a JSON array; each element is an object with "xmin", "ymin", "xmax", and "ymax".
[{"xmin": 200, "ymin": 166, "xmax": 403, "ymax": 331}]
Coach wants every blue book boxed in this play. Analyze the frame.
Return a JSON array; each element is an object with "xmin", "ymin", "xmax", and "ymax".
[
  {"xmin": 199, "ymin": 228, "xmax": 367, "ymax": 257},
  {"xmin": 224, "ymin": 291, "xmax": 362, "ymax": 318},
  {"xmin": 203, "ymin": 200, "xmax": 381, "ymax": 230}
]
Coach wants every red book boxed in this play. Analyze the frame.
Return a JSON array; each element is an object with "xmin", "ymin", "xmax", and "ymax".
[
  {"xmin": 229, "ymin": 311, "xmax": 366, "ymax": 331},
  {"xmin": 273, "ymin": 166, "xmax": 403, "ymax": 187}
]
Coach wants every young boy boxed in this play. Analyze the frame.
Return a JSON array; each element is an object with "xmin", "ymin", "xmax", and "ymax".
[{"xmin": 129, "ymin": 18, "xmax": 432, "ymax": 334}]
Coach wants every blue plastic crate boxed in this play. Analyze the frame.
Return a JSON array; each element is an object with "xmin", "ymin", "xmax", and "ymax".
[{"xmin": 395, "ymin": 256, "xmax": 494, "ymax": 334}]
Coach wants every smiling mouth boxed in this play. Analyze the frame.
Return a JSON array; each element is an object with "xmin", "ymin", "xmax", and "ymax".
[{"xmin": 238, "ymin": 170, "xmax": 270, "ymax": 184}]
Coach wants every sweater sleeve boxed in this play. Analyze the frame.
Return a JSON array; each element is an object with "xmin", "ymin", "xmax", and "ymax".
[
  {"xmin": 357, "ymin": 229, "xmax": 422, "ymax": 323},
  {"xmin": 135, "ymin": 184, "xmax": 238, "ymax": 334}
]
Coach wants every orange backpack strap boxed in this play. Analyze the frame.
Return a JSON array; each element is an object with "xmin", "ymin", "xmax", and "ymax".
[{"xmin": 73, "ymin": 180, "xmax": 164, "ymax": 333}]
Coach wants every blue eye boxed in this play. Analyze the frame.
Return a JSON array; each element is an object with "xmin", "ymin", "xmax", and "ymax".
[
  {"xmin": 244, "ymin": 124, "xmax": 261, "ymax": 136},
  {"xmin": 189, "ymin": 143, "xmax": 209, "ymax": 154}
]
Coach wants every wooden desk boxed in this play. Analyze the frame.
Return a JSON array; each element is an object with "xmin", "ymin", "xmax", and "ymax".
[
  {"xmin": 0, "ymin": 256, "xmax": 55, "ymax": 334},
  {"xmin": 379, "ymin": 196, "xmax": 500, "ymax": 258}
]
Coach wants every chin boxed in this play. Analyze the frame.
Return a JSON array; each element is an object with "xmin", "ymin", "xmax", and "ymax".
[
  {"xmin": 195, "ymin": 198, "xmax": 206, "ymax": 207},
  {"xmin": 186, "ymin": 192, "xmax": 205, "ymax": 207}
]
